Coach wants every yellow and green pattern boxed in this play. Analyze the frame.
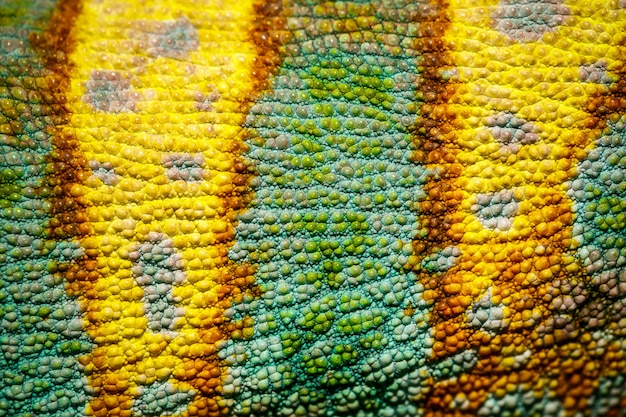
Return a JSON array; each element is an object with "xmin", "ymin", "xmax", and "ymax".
[{"xmin": 1, "ymin": 0, "xmax": 626, "ymax": 416}]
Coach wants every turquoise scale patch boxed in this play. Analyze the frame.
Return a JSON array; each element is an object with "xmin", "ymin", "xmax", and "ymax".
[
  {"xmin": 131, "ymin": 380, "xmax": 196, "ymax": 417},
  {"xmin": 567, "ymin": 116, "xmax": 626, "ymax": 401},
  {"xmin": 223, "ymin": 2, "xmax": 444, "ymax": 416},
  {"xmin": 570, "ymin": 116, "xmax": 626, "ymax": 284},
  {"xmin": 0, "ymin": 3, "xmax": 92, "ymax": 416}
]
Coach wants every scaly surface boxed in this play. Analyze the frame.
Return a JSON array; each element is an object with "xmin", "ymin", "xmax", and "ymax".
[
  {"xmin": 62, "ymin": 1, "xmax": 283, "ymax": 416},
  {"xmin": 412, "ymin": 1, "xmax": 626, "ymax": 414},
  {"xmin": 1, "ymin": 1, "xmax": 626, "ymax": 417},
  {"xmin": 0, "ymin": 1, "xmax": 92, "ymax": 416}
]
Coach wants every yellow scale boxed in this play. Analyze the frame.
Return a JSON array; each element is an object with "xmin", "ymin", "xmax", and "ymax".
[{"xmin": 66, "ymin": 0, "xmax": 262, "ymax": 415}]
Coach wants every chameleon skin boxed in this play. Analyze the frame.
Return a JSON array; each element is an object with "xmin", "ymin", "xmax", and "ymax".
[
  {"xmin": 2, "ymin": 0, "xmax": 284, "ymax": 416},
  {"xmin": 412, "ymin": 1, "xmax": 626, "ymax": 414},
  {"xmin": 1, "ymin": 1, "xmax": 626, "ymax": 417},
  {"xmin": 416, "ymin": 2, "xmax": 625, "ymax": 414},
  {"xmin": 0, "ymin": 1, "xmax": 93, "ymax": 416},
  {"xmin": 58, "ymin": 1, "xmax": 283, "ymax": 416}
]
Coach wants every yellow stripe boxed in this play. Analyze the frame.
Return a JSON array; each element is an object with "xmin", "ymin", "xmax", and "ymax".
[
  {"xmin": 421, "ymin": 0, "xmax": 626, "ymax": 412},
  {"xmin": 66, "ymin": 0, "xmax": 264, "ymax": 414}
]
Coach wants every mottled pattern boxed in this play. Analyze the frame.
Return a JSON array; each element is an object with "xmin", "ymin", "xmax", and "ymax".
[
  {"xmin": 1, "ymin": 0, "xmax": 626, "ymax": 416},
  {"xmin": 225, "ymin": 2, "xmax": 433, "ymax": 415},
  {"xmin": 163, "ymin": 153, "xmax": 206, "ymax": 182}
]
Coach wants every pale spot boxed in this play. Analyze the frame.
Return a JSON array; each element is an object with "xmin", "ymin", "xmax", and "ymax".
[
  {"xmin": 420, "ymin": 246, "xmax": 461, "ymax": 272},
  {"xmin": 89, "ymin": 159, "xmax": 120, "ymax": 185},
  {"xmin": 548, "ymin": 279, "xmax": 587, "ymax": 312},
  {"xmin": 534, "ymin": 314, "xmax": 577, "ymax": 345},
  {"xmin": 580, "ymin": 60, "xmax": 615, "ymax": 86},
  {"xmin": 509, "ymin": 348, "xmax": 532, "ymax": 369},
  {"xmin": 484, "ymin": 112, "xmax": 539, "ymax": 145},
  {"xmin": 477, "ymin": 386, "xmax": 565, "ymax": 417},
  {"xmin": 450, "ymin": 392, "xmax": 471, "ymax": 410},
  {"xmin": 130, "ymin": 233, "xmax": 186, "ymax": 334},
  {"xmin": 438, "ymin": 67, "xmax": 460, "ymax": 81},
  {"xmin": 472, "ymin": 189, "xmax": 519, "ymax": 232},
  {"xmin": 133, "ymin": 381, "xmax": 196, "ymax": 417},
  {"xmin": 491, "ymin": 0, "xmax": 572, "ymax": 43},
  {"xmin": 163, "ymin": 153, "xmax": 205, "ymax": 182},
  {"xmin": 193, "ymin": 90, "xmax": 220, "ymax": 112},
  {"xmin": 266, "ymin": 134, "xmax": 291, "ymax": 150},
  {"xmin": 432, "ymin": 349, "xmax": 479, "ymax": 379},
  {"xmin": 82, "ymin": 70, "xmax": 140, "ymax": 113},
  {"xmin": 131, "ymin": 17, "xmax": 199, "ymax": 60},
  {"xmin": 467, "ymin": 287, "xmax": 509, "ymax": 334}
]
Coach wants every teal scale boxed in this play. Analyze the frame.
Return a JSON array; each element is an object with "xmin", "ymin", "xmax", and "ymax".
[
  {"xmin": 224, "ymin": 2, "xmax": 441, "ymax": 416},
  {"xmin": 0, "ymin": 2, "xmax": 92, "ymax": 416}
]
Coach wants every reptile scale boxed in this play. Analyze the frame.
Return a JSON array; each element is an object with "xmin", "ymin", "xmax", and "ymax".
[{"xmin": 1, "ymin": 0, "xmax": 626, "ymax": 416}]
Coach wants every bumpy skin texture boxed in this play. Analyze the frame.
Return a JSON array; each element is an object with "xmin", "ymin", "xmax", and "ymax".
[{"xmin": 1, "ymin": 0, "xmax": 626, "ymax": 416}]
